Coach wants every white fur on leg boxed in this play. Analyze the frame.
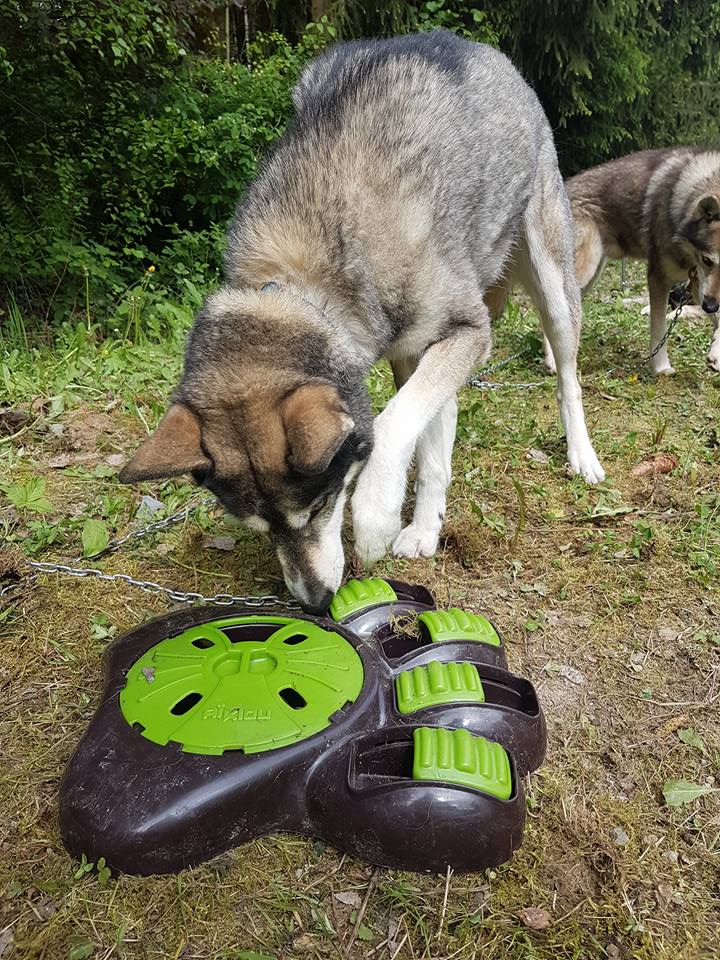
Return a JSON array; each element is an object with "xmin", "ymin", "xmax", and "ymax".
[
  {"xmin": 558, "ymin": 376, "xmax": 606, "ymax": 482},
  {"xmin": 521, "ymin": 240, "xmax": 605, "ymax": 484},
  {"xmin": 707, "ymin": 314, "xmax": 720, "ymax": 371},
  {"xmin": 352, "ymin": 402, "xmax": 416, "ymax": 563},
  {"xmin": 393, "ymin": 397, "xmax": 457, "ymax": 558},
  {"xmin": 542, "ymin": 333, "xmax": 557, "ymax": 374},
  {"xmin": 648, "ymin": 278, "xmax": 675, "ymax": 375},
  {"xmin": 353, "ymin": 324, "xmax": 489, "ymax": 563},
  {"xmin": 392, "ymin": 523, "xmax": 441, "ymax": 558}
]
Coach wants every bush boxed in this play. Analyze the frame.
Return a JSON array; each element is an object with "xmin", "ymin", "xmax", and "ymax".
[
  {"xmin": 3, "ymin": 0, "xmax": 719, "ymax": 337},
  {"xmin": 0, "ymin": 2, "xmax": 313, "ymax": 331}
]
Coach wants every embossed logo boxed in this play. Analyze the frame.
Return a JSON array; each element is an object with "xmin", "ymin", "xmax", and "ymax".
[{"xmin": 202, "ymin": 705, "xmax": 272, "ymax": 722}]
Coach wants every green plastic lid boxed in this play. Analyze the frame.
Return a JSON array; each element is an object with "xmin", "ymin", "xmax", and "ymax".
[
  {"xmin": 329, "ymin": 577, "xmax": 398, "ymax": 621},
  {"xmin": 396, "ymin": 661, "xmax": 485, "ymax": 714},
  {"xmin": 418, "ymin": 609, "xmax": 502, "ymax": 647},
  {"xmin": 120, "ymin": 617, "xmax": 364, "ymax": 755},
  {"xmin": 412, "ymin": 727, "xmax": 512, "ymax": 800}
]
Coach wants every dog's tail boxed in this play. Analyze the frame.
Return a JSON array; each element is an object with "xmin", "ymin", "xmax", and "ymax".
[{"xmin": 568, "ymin": 202, "xmax": 606, "ymax": 293}]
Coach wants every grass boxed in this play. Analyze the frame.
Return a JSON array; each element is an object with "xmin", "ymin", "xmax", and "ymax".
[{"xmin": 1, "ymin": 261, "xmax": 719, "ymax": 960}]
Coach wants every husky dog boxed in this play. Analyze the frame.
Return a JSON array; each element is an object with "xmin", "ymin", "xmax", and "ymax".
[
  {"xmin": 563, "ymin": 148, "xmax": 720, "ymax": 374},
  {"xmin": 120, "ymin": 31, "xmax": 604, "ymax": 612}
]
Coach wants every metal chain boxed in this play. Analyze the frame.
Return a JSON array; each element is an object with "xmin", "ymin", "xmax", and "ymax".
[
  {"xmin": 466, "ymin": 346, "xmax": 542, "ymax": 391},
  {"xmin": 95, "ymin": 496, "xmax": 216, "ymax": 556},
  {"xmin": 16, "ymin": 562, "xmax": 300, "ymax": 608},
  {"xmin": 466, "ymin": 284, "xmax": 691, "ymax": 392},
  {"xmin": 639, "ymin": 289, "xmax": 689, "ymax": 364},
  {"xmin": 1, "ymin": 497, "xmax": 300, "ymax": 609},
  {"xmin": 467, "ymin": 374, "xmax": 548, "ymax": 391}
]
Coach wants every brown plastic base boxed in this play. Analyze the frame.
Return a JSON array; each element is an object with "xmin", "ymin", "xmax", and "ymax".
[{"xmin": 59, "ymin": 582, "xmax": 546, "ymax": 875}]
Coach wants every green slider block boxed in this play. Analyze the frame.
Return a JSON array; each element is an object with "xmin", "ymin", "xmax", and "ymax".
[
  {"xmin": 418, "ymin": 608, "xmax": 501, "ymax": 647},
  {"xmin": 412, "ymin": 727, "xmax": 512, "ymax": 800},
  {"xmin": 396, "ymin": 661, "xmax": 485, "ymax": 714},
  {"xmin": 329, "ymin": 577, "xmax": 398, "ymax": 621}
]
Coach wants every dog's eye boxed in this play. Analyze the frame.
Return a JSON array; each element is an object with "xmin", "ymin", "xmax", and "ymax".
[{"xmin": 702, "ymin": 255, "xmax": 714, "ymax": 268}]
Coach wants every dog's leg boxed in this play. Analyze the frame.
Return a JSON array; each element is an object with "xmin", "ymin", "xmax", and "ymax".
[
  {"xmin": 542, "ymin": 332, "xmax": 558, "ymax": 375},
  {"xmin": 390, "ymin": 356, "xmax": 453, "ymax": 557},
  {"xmin": 707, "ymin": 313, "xmax": 720, "ymax": 371},
  {"xmin": 352, "ymin": 320, "xmax": 489, "ymax": 564},
  {"xmin": 543, "ymin": 214, "xmax": 607, "ymax": 375},
  {"xmin": 484, "ymin": 279, "xmax": 510, "ymax": 321},
  {"xmin": 391, "ymin": 397, "xmax": 458, "ymax": 558},
  {"xmin": 647, "ymin": 268, "xmax": 674, "ymax": 375},
  {"xmin": 517, "ymin": 173, "xmax": 605, "ymax": 483},
  {"xmin": 388, "ymin": 363, "xmax": 457, "ymax": 559},
  {"xmin": 389, "ymin": 355, "xmax": 458, "ymax": 558},
  {"xmin": 525, "ymin": 263, "xmax": 604, "ymax": 482}
]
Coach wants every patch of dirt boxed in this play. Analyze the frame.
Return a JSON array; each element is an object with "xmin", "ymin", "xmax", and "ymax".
[
  {"xmin": 61, "ymin": 407, "xmax": 126, "ymax": 453},
  {"xmin": 0, "ymin": 406, "xmax": 30, "ymax": 435}
]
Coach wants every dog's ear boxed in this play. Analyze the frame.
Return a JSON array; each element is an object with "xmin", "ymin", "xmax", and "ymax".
[
  {"xmin": 281, "ymin": 383, "xmax": 354, "ymax": 475},
  {"xmin": 695, "ymin": 194, "xmax": 720, "ymax": 222},
  {"xmin": 119, "ymin": 404, "xmax": 211, "ymax": 482}
]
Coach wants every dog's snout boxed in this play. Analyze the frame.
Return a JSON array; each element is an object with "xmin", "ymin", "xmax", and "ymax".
[
  {"xmin": 702, "ymin": 296, "xmax": 719, "ymax": 314},
  {"xmin": 301, "ymin": 589, "xmax": 334, "ymax": 617}
]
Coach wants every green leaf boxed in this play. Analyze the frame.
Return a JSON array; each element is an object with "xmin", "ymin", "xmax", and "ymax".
[
  {"xmin": 93, "ymin": 464, "xmax": 116, "ymax": 479},
  {"xmin": 82, "ymin": 519, "xmax": 108, "ymax": 557},
  {"xmin": 4, "ymin": 477, "xmax": 52, "ymax": 514},
  {"xmin": 662, "ymin": 779, "xmax": 717, "ymax": 807},
  {"xmin": 68, "ymin": 943, "xmax": 95, "ymax": 960},
  {"xmin": 234, "ymin": 953, "xmax": 275, "ymax": 960},
  {"xmin": 677, "ymin": 728, "xmax": 707, "ymax": 755},
  {"xmin": 357, "ymin": 924, "xmax": 374, "ymax": 941}
]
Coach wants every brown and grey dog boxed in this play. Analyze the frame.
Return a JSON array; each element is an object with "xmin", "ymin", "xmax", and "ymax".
[
  {"xmin": 562, "ymin": 148, "xmax": 720, "ymax": 374},
  {"xmin": 120, "ymin": 31, "xmax": 604, "ymax": 611}
]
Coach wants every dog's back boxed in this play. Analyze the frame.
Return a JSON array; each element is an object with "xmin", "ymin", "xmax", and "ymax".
[
  {"xmin": 566, "ymin": 147, "xmax": 716, "ymax": 261},
  {"xmin": 566, "ymin": 146, "xmax": 720, "ymax": 373},
  {"xmin": 226, "ymin": 32, "xmax": 557, "ymax": 333}
]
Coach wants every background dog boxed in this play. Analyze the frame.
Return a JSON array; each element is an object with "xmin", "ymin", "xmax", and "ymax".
[
  {"xmin": 563, "ymin": 148, "xmax": 720, "ymax": 374},
  {"xmin": 120, "ymin": 31, "xmax": 604, "ymax": 611}
]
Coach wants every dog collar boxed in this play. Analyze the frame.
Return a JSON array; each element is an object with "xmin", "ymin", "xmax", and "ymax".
[{"xmin": 260, "ymin": 281, "xmax": 280, "ymax": 294}]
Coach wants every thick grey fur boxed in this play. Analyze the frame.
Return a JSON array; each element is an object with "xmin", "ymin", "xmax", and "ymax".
[
  {"xmin": 566, "ymin": 147, "xmax": 720, "ymax": 373},
  {"xmin": 126, "ymin": 31, "xmax": 604, "ymax": 610}
]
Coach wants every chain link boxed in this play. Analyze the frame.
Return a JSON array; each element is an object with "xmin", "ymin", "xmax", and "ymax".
[
  {"xmin": 466, "ymin": 283, "xmax": 692, "ymax": 392},
  {"xmin": 20, "ymin": 561, "xmax": 300, "ymax": 608},
  {"xmin": 1, "ymin": 497, "xmax": 300, "ymax": 609},
  {"xmin": 466, "ymin": 346, "xmax": 542, "ymax": 391},
  {"xmin": 96, "ymin": 496, "xmax": 216, "ymax": 556}
]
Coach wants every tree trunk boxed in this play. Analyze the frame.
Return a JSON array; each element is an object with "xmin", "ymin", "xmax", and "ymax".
[{"xmin": 311, "ymin": 1, "xmax": 331, "ymax": 21}]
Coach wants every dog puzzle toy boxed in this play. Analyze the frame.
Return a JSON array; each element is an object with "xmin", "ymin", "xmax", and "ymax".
[{"xmin": 60, "ymin": 579, "xmax": 546, "ymax": 875}]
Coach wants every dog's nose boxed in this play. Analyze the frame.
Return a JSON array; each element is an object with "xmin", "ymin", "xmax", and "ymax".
[
  {"xmin": 702, "ymin": 296, "xmax": 719, "ymax": 314},
  {"xmin": 301, "ymin": 589, "xmax": 334, "ymax": 617}
]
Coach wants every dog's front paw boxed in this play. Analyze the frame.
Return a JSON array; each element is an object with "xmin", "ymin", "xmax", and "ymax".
[
  {"xmin": 651, "ymin": 359, "xmax": 676, "ymax": 377},
  {"xmin": 351, "ymin": 464, "xmax": 403, "ymax": 565},
  {"xmin": 567, "ymin": 445, "xmax": 606, "ymax": 485},
  {"xmin": 707, "ymin": 350, "xmax": 720, "ymax": 372},
  {"xmin": 393, "ymin": 524, "xmax": 440, "ymax": 559},
  {"xmin": 352, "ymin": 500, "xmax": 402, "ymax": 564}
]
